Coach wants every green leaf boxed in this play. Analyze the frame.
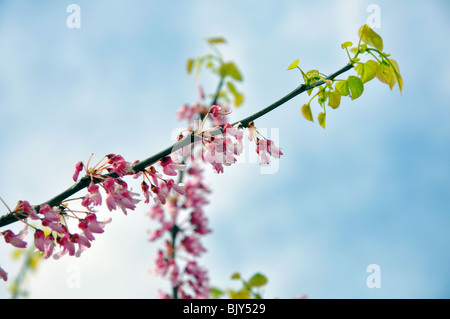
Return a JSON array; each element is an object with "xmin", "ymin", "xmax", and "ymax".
[
  {"xmin": 388, "ymin": 58, "xmax": 403, "ymax": 93},
  {"xmin": 227, "ymin": 82, "xmax": 244, "ymax": 107},
  {"xmin": 318, "ymin": 112, "xmax": 326, "ymax": 129},
  {"xmin": 358, "ymin": 24, "xmax": 383, "ymax": 51},
  {"xmin": 301, "ymin": 104, "xmax": 314, "ymax": 122},
  {"xmin": 287, "ymin": 59, "xmax": 299, "ymax": 70},
  {"xmin": 356, "ymin": 60, "xmax": 378, "ymax": 83},
  {"xmin": 186, "ymin": 58, "xmax": 194, "ymax": 74},
  {"xmin": 206, "ymin": 37, "xmax": 226, "ymax": 44},
  {"xmin": 347, "ymin": 75, "xmax": 364, "ymax": 100},
  {"xmin": 248, "ymin": 273, "xmax": 268, "ymax": 288},
  {"xmin": 220, "ymin": 62, "xmax": 243, "ymax": 81},
  {"xmin": 231, "ymin": 272, "xmax": 241, "ymax": 280},
  {"xmin": 335, "ymin": 80, "xmax": 350, "ymax": 96},
  {"xmin": 234, "ymin": 92, "xmax": 244, "ymax": 107},
  {"xmin": 227, "ymin": 81, "xmax": 237, "ymax": 94},
  {"xmin": 376, "ymin": 61, "xmax": 396, "ymax": 90},
  {"xmin": 210, "ymin": 287, "xmax": 225, "ymax": 298},
  {"xmin": 306, "ymin": 69, "xmax": 320, "ymax": 80},
  {"xmin": 318, "ymin": 89, "xmax": 327, "ymax": 106},
  {"xmin": 341, "ymin": 41, "xmax": 353, "ymax": 49},
  {"xmin": 328, "ymin": 91, "xmax": 342, "ymax": 109},
  {"xmin": 230, "ymin": 288, "xmax": 250, "ymax": 299}
]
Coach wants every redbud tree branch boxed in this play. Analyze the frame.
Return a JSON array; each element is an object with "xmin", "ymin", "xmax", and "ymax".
[{"xmin": 0, "ymin": 62, "xmax": 354, "ymax": 229}]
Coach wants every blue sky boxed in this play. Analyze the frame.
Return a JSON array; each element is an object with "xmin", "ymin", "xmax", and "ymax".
[{"xmin": 0, "ymin": 0, "xmax": 449, "ymax": 298}]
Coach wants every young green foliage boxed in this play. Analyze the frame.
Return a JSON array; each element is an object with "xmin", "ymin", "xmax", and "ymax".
[
  {"xmin": 289, "ymin": 24, "xmax": 402, "ymax": 130},
  {"xmin": 358, "ymin": 24, "xmax": 383, "ymax": 51},
  {"xmin": 210, "ymin": 272, "xmax": 269, "ymax": 299},
  {"xmin": 186, "ymin": 37, "xmax": 245, "ymax": 108},
  {"xmin": 301, "ymin": 103, "xmax": 314, "ymax": 122}
]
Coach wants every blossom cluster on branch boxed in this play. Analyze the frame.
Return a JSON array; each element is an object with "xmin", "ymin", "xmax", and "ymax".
[
  {"xmin": 0, "ymin": 86, "xmax": 282, "ymax": 293},
  {"xmin": 148, "ymin": 81, "xmax": 283, "ymax": 298}
]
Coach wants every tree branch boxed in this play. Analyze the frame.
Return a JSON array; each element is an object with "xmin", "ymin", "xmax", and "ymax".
[{"xmin": 0, "ymin": 62, "xmax": 353, "ymax": 229}]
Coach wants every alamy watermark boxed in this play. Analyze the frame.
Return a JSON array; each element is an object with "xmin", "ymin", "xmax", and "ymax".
[
  {"xmin": 66, "ymin": 4, "xmax": 81, "ymax": 29},
  {"xmin": 366, "ymin": 4, "xmax": 381, "ymax": 29},
  {"xmin": 67, "ymin": 264, "xmax": 81, "ymax": 288},
  {"xmin": 366, "ymin": 264, "xmax": 381, "ymax": 288}
]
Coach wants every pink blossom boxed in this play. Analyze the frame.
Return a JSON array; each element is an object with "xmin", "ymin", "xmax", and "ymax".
[
  {"xmin": 223, "ymin": 123, "xmax": 244, "ymax": 156},
  {"xmin": 141, "ymin": 181, "xmax": 151, "ymax": 204},
  {"xmin": 104, "ymin": 154, "xmax": 133, "ymax": 177},
  {"xmin": 147, "ymin": 166, "xmax": 162, "ymax": 186},
  {"xmin": 157, "ymin": 290, "xmax": 172, "ymax": 299},
  {"xmin": 148, "ymin": 205, "xmax": 164, "ymax": 222},
  {"xmin": 178, "ymin": 288, "xmax": 193, "ymax": 299},
  {"xmin": 166, "ymin": 179, "xmax": 185, "ymax": 196},
  {"xmin": 221, "ymin": 137, "xmax": 238, "ymax": 164},
  {"xmin": 167, "ymin": 198, "xmax": 179, "ymax": 214},
  {"xmin": 78, "ymin": 214, "xmax": 111, "ymax": 241},
  {"xmin": 198, "ymin": 84, "xmax": 205, "ymax": 100},
  {"xmin": 267, "ymin": 139, "xmax": 283, "ymax": 158},
  {"xmin": 151, "ymin": 185, "xmax": 166, "ymax": 205},
  {"xmin": 203, "ymin": 141, "xmax": 217, "ymax": 164},
  {"xmin": 53, "ymin": 234, "xmax": 76, "ymax": 259},
  {"xmin": 103, "ymin": 178, "xmax": 115, "ymax": 193},
  {"xmin": 185, "ymin": 261, "xmax": 208, "ymax": 281},
  {"xmin": 41, "ymin": 218, "xmax": 66, "ymax": 234},
  {"xmin": 148, "ymin": 229, "xmax": 165, "ymax": 242},
  {"xmin": 82, "ymin": 183, "xmax": 102, "ymax": 208},
  {"xmin": 19, "ymin": 200, "xmax": 39, "ymax": 220},
  {"xmin": 105, "ymin": 193, "xmax": 116, "ymax": 211},
  {"xmin": 160, "ymin": 156, "xmax": 185, "ymax": 176},
  {"xmin": 203, "ymin": 140, "xmax": 226, "ymax": 166},
  {"xmin": 256, "ymin": 139, "xmax": 271, "ymax": 164},
  {"xmin": 182, "ymin": 179, "xmax": 211, "ymax": 211},
  {"xmin": 103, "ymin": 178, "xmax": 140, "ymax": 215},
  {"xmin": 34, "ymin": 230, "xmax": 55, "ymax": 259},
  {"xmin": 188, "ymin": 280, "xmax": 209, "ymax": 299},
  {"xmin": 0, "ymin": 266, "xmax": 7, "ymax": 281},
  {"xmin": 176, "ymin": 104, "xmax": 197, "ymax": 122},
  {"xmin": 152, "ymin": 250, "xmax": 173, "ymax": 277},
  {"xmin": 39, "ymin": 205, "xmax": 65, "ymax": 233},
  {"xmin": 185, "ymin": 261, "xmax": 209, "ymax": 298},
  {"xmin": 255, "ymin": 139, "xmax": 283, "ymax": 164},
  {"xmin": 187, "ymin": 166, "xmax": 203, "ymax": 178},
  {"xmin": 73, "ymin": 161, "xmax": 84, "ymax": 182},
  {"xmin": 210, "ymin": 162, "xmax": 224, "ymax": 174},
  {"xmin": 190, "ymin": 209, "xmax": 212, "ymax": 235},
  {"xmin": 39, "ymin": 204, "xmax": 61, "ymax": 222},
  {"xmin": 71, "ymin": 233, "xmax": 92, "ymax": 257},
  {"xmin": 203, "ymin": 136, "xmax": 237, "ymax": 171},
  {"xmin": 181, "ymin": 235, "xmax": 206, "ymax": 257},
  {"xmin": 210, "ymin": 104, "xmax": 231, "ymax": 119},
  {"xmin": 169, "ymin": 262, "xmax": 180, "ymax": 288},
  {"xmin": 2, "ymin": 227, "xmax": 28, "ymax": 248}
]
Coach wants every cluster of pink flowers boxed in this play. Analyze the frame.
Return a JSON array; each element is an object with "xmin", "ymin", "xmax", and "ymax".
[
  {"xmin": 247, "ymin": 121, "xmax": 284, "ymax": 164},
  {"xmin": 147, "ymin": 84, "xmax": 284, "ymax": 298},
  {"xmin": 0, "ymin": 199, "xmax": 112, "ymax": 280},
  {"xmin": 201, "ymin": 122, "xmax": 244, "ymax": 174},
  {"xmin": 0, "ymin": 152, "xmax": 140, "ymax": 281},
  {"xmin": 148, "ymin": 162, "xmax": 212, "ymax": 298},
  {"xmin": 0, "ymin": 82, "xmax": 283, "ymax": 295}
]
